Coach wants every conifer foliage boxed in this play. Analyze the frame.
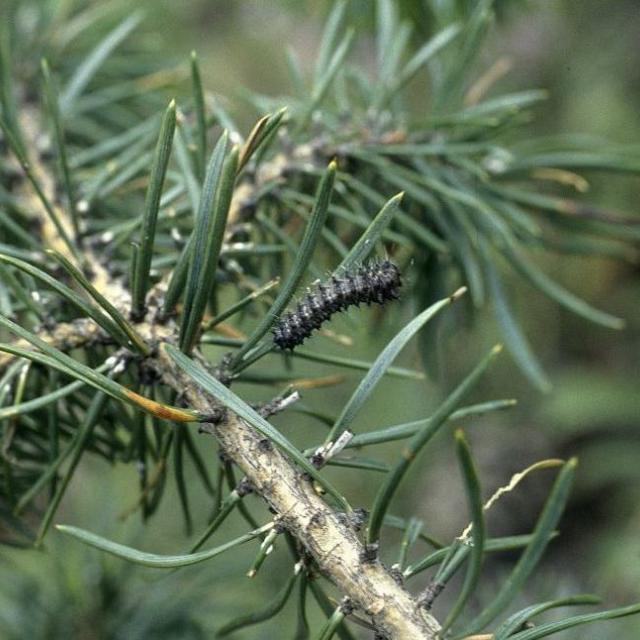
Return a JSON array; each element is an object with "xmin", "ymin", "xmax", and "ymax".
[{"xmin": 0, "ymin": 1, "xmax": 638, "ymax": 637}]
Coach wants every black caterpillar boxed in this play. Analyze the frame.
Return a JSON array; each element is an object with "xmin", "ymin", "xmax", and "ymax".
[{"xmin": 273, "ymin": 260, "xmax": 402, "ymax": 350}]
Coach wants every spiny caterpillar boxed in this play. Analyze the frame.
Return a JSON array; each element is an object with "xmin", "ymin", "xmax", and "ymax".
[{"xmin": 273, "ymin": 260, "xmax": 402, "ymax": 350}]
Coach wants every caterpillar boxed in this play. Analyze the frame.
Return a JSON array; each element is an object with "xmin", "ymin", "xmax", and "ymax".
[{"xmin": 273, "ymin": 260, "xmax": 402, "ymax": 351}]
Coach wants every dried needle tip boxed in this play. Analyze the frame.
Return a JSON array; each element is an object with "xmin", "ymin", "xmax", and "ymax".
[{"xmin": 451, "ymin": 286, "xmax": 468, "ymax": 301}]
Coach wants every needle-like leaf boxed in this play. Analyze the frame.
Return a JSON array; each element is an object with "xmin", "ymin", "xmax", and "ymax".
[
  {"xmin": 326, "ymin": 287, "xmax": 467, "ymax": 444},
  {"xmin": 493, "ymin": 595, "xmax": 601, "ymax": 640},
  {"xmin": 367, "ymin": 344, "xmax": 502, "ymax": 544},
  {"xmin": 0, "ymin": 317, "xmax": 200, "ymax": 423},
  {"xmin": 189, "ymin": 50, "xmax": 207, "ymax": 179},
  {"xmin": 441, "ymin": 430, "xmax": 485, "ymax": 631},
  {"xmin": 180, "ymin": 135, "xmax": 238, "ymax": 353},
  {"xmin": 216, "ymin": 571, "xmax": 299, "ymax": 637},
  {"xmin": 459, "ymin": 458, "xmax": 578, "ymax": 635},
  {"xmin": 0, "ymin": 114, "xmax": 79, "ymax": 260},
  {"xmin": 165, "ymin": 343, "xmax": 350, "ymax": 511},
  {"xmin": 131, "ymin": 99, "xmax": 177, "ymax": 318},
  {"xmin": 60, "ymin": 12, "xmax": 142, "ymax": 112},
  {"xmin": 504, "ymin": 602, "xmax": 640, "ymax": 640},
  {"xmin": 0, "ymin": 253, "xmax": 131, "ymax": 348},
  {"xmin": 41, "ymin": 59, "xmax": 79, "ymax": 238},
  {"xmin": 47, "ymin": 249, "xmax": 150, "ymax": 355},
  {"xmin": 57, "ymin": 522, "xmax": 273, "ymax": 568},
  {"xmin": 35, "ymin": 391, "xmax": 109, "ymax": 546},
  {"xmin": 232, "ymin": 160, "xmax": 337, "ymax": 365}
]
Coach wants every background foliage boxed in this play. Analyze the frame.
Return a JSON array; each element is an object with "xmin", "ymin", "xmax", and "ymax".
[{"xmin": 0, "ymin": 0, "xmax": 639, "ymax": 638}]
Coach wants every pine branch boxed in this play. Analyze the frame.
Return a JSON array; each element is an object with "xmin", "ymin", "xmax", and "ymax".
[
  {"xmin": 159, "ymin": 350, "xmax": 441, "ymax": 638},
  {"xmin": 2, "ymin": 4, "xmax": 639, "ymax": 637},
  {"xmin": 3, "ymin": 95, "xmax": 441, "ymax": 640}
]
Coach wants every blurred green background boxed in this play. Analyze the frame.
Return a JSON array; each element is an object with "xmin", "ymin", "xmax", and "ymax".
[{"xmin": 2, "ymin": 1, "xmax": 639, "ymax": 638}]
